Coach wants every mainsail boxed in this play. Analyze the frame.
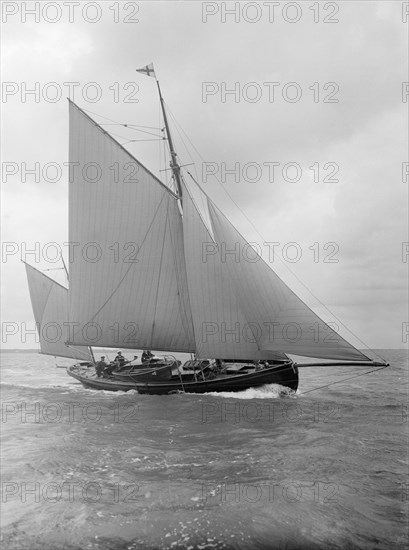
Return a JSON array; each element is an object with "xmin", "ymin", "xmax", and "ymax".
[
  {"xmin": 67, "ymin": 101, "xmax": 195, "ymax": 352},
  {"xmin": 65, "ymin": 99, "xmax": 370, "ymax": 363},
  {"xmin": 24, "ymin": 263, "xmax": 93, "ymax": 361}
]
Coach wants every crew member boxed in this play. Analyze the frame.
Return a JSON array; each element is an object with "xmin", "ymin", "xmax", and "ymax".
[
  {"xmin": 95, "ymin": 356, "xmax": 107, "ymax": 377},
  {"xmin": 141, "ymin": 350, "xmax": 154, "ymax": 363},
  {"xmin": 104, "ymin": 362, "xmax": 117, "ymax": 377},
  {"xmin": 114, "ymin": 351, "xmax": 128, "ymax": 368}
]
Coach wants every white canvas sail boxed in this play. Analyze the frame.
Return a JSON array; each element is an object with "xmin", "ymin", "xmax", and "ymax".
[
  {"xmin": 25, "ymin": 263, "xmax": 93, "ymax": 361},
  {"xmin": 181, "ymin": 178, "xmax": 369, "ymax": 362},
  {"xmin": 182, "ymin": 180, "xmax": 265, "ymax": 359},
  {"xmin": 67, "ymin": 101, "xmax": 195, "ymax": 351},
  {"xmin": 206, "ymin": 199, "xmax": 370, "ymax": 361}
]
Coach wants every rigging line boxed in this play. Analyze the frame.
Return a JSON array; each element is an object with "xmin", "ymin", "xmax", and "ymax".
[
  {"xmin": 158, "ymin": 100, "xmax": 163, "ymax": 186},
  {"xmin": 82, "ymin": 107, "xmax": 160, "ymax": 130},
  {"xmin": 124, "ymin": 130, "xmax": 163, "ymax": 139},
  {"xmin": 61, "ymin": 255, "xmax": 69, "ymax": 282},
  {"xmin": 71, "ymin": 194, "xmax": 167, "ymax": 337},
  {"xmin": 107, "ymin": 130, "xmax": 162, "ymax": 142},
  {"xmin": 166, "ymin": 106, "xmax": 195, "ymax": 162},
  {"xmin": 122, "ymin": 139, "xmax": 164, "ymax": 143},
  {"xmin": 102, "ymin": 123, "xmax": 161, "ymax": 131},
  {"xmin": 165, "ymin": 114, "xmax": 385, "ymax": 364},
  {"xmin": 100, "ymin": 124, "xmax": 163, "ymax": 138},
  {"xmin": 160, "ymin": 109, "xmax": 175, "ymax": 193},
  {"xmin": 168, "ymin": 175, "xmax": 176, "ymax": 194},
  {"xmin": 150, "ymin": 199, "xmax": 170, "ymax": 345},
  {"xmin": 183, "ymin": 175, "xmax": 217, "ymax": 244},
  {"xmin": 83, "ymin": 107, "xmax": 162, "ymax": 137},
  {"xmin": 81, "ymin": 108, "xmax": 123, "ymax": 124},
  {"xmin": 158, "ymin": 102, "xmax": 178, "ymax": 194},
  {"xmin": 165, "ymin": 104, "xmax": 199, "ymax": 183},
  {"xmin": 159, "ymin": 104, "xmax": 176, "ymax": 193},
  {"xmin": 299, "ymin": 365, "xmax": 389, "ymax": 395},
  {"xmin": 126, "ymin": 124, "xmax": 163, "ymax": 136}
]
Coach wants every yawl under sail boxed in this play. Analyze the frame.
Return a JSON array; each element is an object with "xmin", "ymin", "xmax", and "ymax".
[{"xmin": 25, "ymin": 65, "xmax": 387, "ymax": 394}]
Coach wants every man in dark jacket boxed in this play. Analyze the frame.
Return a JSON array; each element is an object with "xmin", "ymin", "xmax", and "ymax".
[
  {"xmin": 114, "ymin": 351, "xmax": 129, "ymax": 371},
  {"xmin": 95, "ymin": 356, "xmax": 107, "ymax": 377},
  {"xmin": 141, "ymin": 350, "xmax": 154, "ymax": 363}
]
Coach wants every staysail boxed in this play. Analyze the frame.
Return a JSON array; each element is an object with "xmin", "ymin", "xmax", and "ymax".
[
  {"xmin": 182, "ymin": 180, "xmax": 370, "ymax": 362},
  {"xmin": 24, "ymin": 263, "xmax": 93, "ymax": 361},
  {"xmin": 67, "ymin": 101, "xmax": 195, "ymax": 351}
]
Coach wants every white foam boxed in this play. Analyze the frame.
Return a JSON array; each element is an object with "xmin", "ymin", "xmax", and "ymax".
[{"xmin": 202, "ymin": 383, "xmax": 296, "ymax": 400}]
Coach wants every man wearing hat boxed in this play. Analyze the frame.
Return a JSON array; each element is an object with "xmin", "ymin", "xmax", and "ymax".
[
  {"xmin": 114, "ymin": 351, "xmax": 128, "ymax": 371},
  {"xmin": 95, "ymin": 356, "xmax": 108, "ymax": 377}
]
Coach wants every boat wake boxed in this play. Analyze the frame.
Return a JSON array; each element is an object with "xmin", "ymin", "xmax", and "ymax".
[{"xmin": 202, "ymin": 383, "xmax": 296, "ymax": 400}]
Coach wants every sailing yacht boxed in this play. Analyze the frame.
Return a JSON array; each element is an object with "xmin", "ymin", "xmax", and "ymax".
[{"xmin": 25, "ymin": 65, "xmax": 387, "ymax": 395}]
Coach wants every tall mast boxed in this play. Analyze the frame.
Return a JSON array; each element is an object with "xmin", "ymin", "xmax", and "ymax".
[{"xmin": 155, "ymin": 79, "xmax": 183, "ymax": 200}]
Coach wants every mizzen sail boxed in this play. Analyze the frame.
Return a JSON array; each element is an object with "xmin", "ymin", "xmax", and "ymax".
[{"xmin": 24, "ymin": 263, "xmax": 93, "ymax": 361}]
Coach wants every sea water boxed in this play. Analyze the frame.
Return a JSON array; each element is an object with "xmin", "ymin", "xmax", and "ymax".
[{"xmin": 1, "ymin": 350, "xmax": 407, "ymax": 549}]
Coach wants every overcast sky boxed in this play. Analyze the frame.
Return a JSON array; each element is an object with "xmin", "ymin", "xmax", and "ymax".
[{"xmin": 1, "ymin": 0, "xmax": 408, "ymax": 350}]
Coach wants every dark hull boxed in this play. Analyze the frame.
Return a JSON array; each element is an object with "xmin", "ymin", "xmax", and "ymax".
[
  {"xmin": 112, "ymin": 364, "xmax": 173, "ymax": 382},
  {"xmin": 67, "ymin": 362, "xmax": 299, "ymax": 394}
]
